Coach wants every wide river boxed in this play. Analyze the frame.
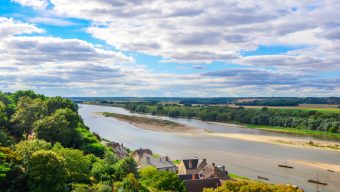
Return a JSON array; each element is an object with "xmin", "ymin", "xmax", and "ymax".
[{"xmin": 79, "ymin": 104, "xmax": 340, "ymax": 192}]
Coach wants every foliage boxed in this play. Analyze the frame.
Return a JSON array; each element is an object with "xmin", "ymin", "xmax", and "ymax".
[
  {"xmin": 46, "ymin": 96, "xmax": 77, "ymax": 115},
  {"xmin": 27, "ymin": 150, "xmax": 67, "ymax": 192},
  {"xmin": 15, "ymin": 139, "xmax": 51, "ymax": 168},
  {"xmin": 10, "ymin": 97, "xmax": 46, "ymax": 138},
  {"xmin": 52, "ymin": 143, "xmax": 92, "ymax": 183},
  {"xmin": 114, "ymin": 157, "xmax": 138, "ymax": 181},
  {"xmin": 114, "ymin": 173, "xmax": 149, "ymax": 192},
  {"xmin": 203, "ymin": 180, "xmax": 303, "ymax": 192},
  {"xmin": 140, "ymin": 166, "xmax": 185, "ymax": 192},
  {"xmin": 126, "ymin": 103, "xmax": 340, "ymax": 133}
]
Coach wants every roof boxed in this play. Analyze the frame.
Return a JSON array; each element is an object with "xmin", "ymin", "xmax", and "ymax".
[
  {"xmin": 139, "ymin": 154, "xmax": 177, "ymax": 169},
  {"xmin": 182, "ymin": 158, "xmax": 205, "ymax": 169},
  {"xmin": 199, "ymin": 165, "xmax": 229, "ymax": 180},
  {"xmin": 184, "ymin": 178, "xmax": 221, "ymax": 192}
]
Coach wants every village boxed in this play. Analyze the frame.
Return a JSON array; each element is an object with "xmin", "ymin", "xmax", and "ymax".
[{"xmin": 106, "ymin": 141, "xmax": 230, "ymax": 192}]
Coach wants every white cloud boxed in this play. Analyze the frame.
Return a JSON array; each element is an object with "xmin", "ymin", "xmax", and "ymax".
[
  {"xmin": 0, "ymin": 17, "xmax": 44, "ymax": 37},
  {"xmin": 11, "ymin": 0, "xmax": 49, "ymax": 9}
]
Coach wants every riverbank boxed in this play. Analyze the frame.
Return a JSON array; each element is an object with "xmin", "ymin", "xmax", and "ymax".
[
  {"xmin": 246, "ymin": 124, "xmax": 340, "ymax": 140},
  {"xmin": 101, "ymin": 112, "xmax": 202, "ymax": 135},
  {"xmin": 100, "ymin": 112, "xmax": 340, "ymax": 151}
]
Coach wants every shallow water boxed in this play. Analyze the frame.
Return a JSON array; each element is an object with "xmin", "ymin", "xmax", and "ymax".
[{"xmin": 79, "ymin": 104, "xmax": 340, "ymax": 192}]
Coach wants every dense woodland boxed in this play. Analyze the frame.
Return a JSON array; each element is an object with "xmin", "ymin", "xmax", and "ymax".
[{"xmin": 126, "ymin": 103, "xmax": 340, "ymax": 133}]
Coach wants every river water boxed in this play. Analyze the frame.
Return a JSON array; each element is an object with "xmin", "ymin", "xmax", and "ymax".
[{"xmin": 78, "ymin": 104, "xmax": 340, "ymax": 192}]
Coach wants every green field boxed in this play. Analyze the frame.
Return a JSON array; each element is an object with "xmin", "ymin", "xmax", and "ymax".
[
  {"xmin": 237, "ymin": 104, "xmax": 340, "ymax": 114},
  {"xmin": 246, "ymin": 124, "xmax": 340, "ymax": 139}
]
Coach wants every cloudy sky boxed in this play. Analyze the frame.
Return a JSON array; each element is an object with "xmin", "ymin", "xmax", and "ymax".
[{"xmin": 0, "ymin": 0, "xmax": 339, "ymax": 97}]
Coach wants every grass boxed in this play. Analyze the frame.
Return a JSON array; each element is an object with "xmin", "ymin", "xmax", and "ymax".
[
  {"xmin": 246, "ymin": 124, "xmax": 340, "ymax": 139},
  {"xmin": 236, "ymin": 104, "xmax": 340, "ymax": 114},
  {"xmin": 228, "ymin": 173, "xmax": 250, "ymax": 180},
  {"xmin": 102, "ymin": 112, "xmax": 181, "ymax": 127}
]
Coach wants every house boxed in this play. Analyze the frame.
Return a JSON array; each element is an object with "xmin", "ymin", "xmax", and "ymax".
[
  {"xmin": 184, "ymin": 178, "xmax": 221, "ymax": 192},
  {"xmin": 178, "ymin": 158, "xmax": 207, "ymax": 175},
  {"xmin": 132, "ymin": 148, "xmax": 177, "ymax": 172},
  {"xmin": 106, "ymin": 142, "xmax": 128, "ymax": 158},
  {"xmin": 199, "ymin": 163, "xmax": 230, "ymax": 180},
  {"xmin": 132, "ymin": 148, "xmax": 153, "ymax": 163}
]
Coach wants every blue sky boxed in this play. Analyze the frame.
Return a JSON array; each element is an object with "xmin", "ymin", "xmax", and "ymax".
[{"xmin": 0, "ymin": 0, "xmax": 339, "ymax": 96}]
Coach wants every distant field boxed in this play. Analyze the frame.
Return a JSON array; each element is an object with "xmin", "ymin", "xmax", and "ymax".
[{"xmin": 228, "ymin": 104, "xmax": 340, "ymax": 113}]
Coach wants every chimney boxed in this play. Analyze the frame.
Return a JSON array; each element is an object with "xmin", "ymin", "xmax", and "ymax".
[
  {"xmin": 203, "ymin": 158, "xmax": 206, "ymax": 163},
  {"xmin": 212, "ymin": 162, "xmax": 215, "ymax": 167},
  {"xmin": 147, "ymin": 156, "xmax": 150, "ymax": 164},
  {"xmin": 165, "ymin": 156, "xmax": 169, "ymax": 161},
  {"xmin": 192, "ymin": 174, "xmax": 196, "ymax": 180},
  {"xmin": 222, "ymin": 165, "xmax": 225, "ymax": 172},
  {"xmin": 189, "ymin": 160, "xmax": 193, "ymax": 168}
]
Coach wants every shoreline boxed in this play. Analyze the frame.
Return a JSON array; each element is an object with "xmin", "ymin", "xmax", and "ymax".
[{"xmin": 99, "ymin": 112, "xmax": 340, "ymax": 151}]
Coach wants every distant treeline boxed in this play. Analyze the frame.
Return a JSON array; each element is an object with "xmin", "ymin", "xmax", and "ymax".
[
  {"xmin": 70, "ymin": 97, "xmax": 340, "ymax": 106},
  {"xmin": 236, "ymin": 99, "xmax": 300, "ymax": 106},
  {"xmin": 125, "ymin": 103, "xmax": 340, "ymax": 133},
  {"xmin": 236, "ymin": 97, "xmax": 340, "ymax": 106}
]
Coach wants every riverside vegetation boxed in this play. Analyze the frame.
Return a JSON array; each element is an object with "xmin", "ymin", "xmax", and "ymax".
[
  {"xmin": 0, "ymin": 91, "xmax": 306, "ymax": 191},
  {"xmin": 125, "ymin": 103, "xmax": 340, "ymax": 138}
]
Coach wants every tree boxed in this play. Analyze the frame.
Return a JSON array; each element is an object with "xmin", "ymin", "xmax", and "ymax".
[
  {"xmin": 46, "ymin": 96, "xmax": 77, "ymax": 115},
  {"xmin": 114, "ymin": 173, "xmax": 148, "ymax": 192},
  {"xmin": 52, "ymin": 143, "xmax": 91, "ymax": 183},
  {"xmin": 114, "ymin": 157, "xmax": 138, "ymax": 180},
  {"xmin": 140, "ymin": 166, "xmax": 185, "ymax": 192},
  {"xmin": 27, "ymin": 150, "xmax": 67, "ymax": 192},
  {"xmin": 15, "ymin": 139, "xmax": 51, "ymax": 168},
  {"xmin": 33, "ymin": 111, "xmax": 71, "ymax": 146},
  {"xmin": 11, "ymin": 90, "xmax": 45, "ymax": 105},
  {"xmin": 10, "ymin": 97, "xmax": 46, "ymax": 138}
]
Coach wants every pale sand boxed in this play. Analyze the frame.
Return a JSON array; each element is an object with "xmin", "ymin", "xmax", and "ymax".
[
  {"xmin": 126, "ymin": 121, "xmax": 204, "ymax": 135},
  {"xmin": 296, "ymin": 161, "xmax": 340, "ymax": 172},
  {"xmin": 99, "ymin": 112, "xmax": 340, "ymax": 151},
  {"xmin": 208, "ymin": 132, "xmax": 340, "ymax": 151}
]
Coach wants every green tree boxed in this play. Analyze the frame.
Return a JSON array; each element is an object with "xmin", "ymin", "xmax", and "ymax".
[
  {"xmin": 15, "ymin": 139, "xmax": 51, "ymax": 168},
  {"xmin": 27, "ymin": 150, "xmax": 67, "ymax": 192},
  {"xmin": 114, "ymin": 173, "xmax": 148, "ymax": 192},
  {"xmin": 10, "ymin": 97, "xmax": 46, "ymax": 138},
  {"xmin": 52, "ymin": 143, "xmax": 91, "ymax": 183},
  {"xmin": 33, "ymin": 111, "xmax": 71, "ymax": 146},
  {"xmin": 114, "ymin": 157, "xmax": 138, "ymax": 180},
  {"xmin": 140, "ymin": 166, "xmax": 185, "ymax": 191},
  {"xmin": 46, "ymin": 96, "xmax": 77, "ymax": 115}
]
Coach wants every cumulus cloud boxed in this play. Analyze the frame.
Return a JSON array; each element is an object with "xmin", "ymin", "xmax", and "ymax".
[
  {"xmin": 11, "ymin": 0, "xmax": 49, "ymax": 9},
  {"xmin": 36, "ymin": 0, "xmax": 339, "ymax": 73},
  {"xmin": 1, "ymin": 0, "xmax": 339, "ymax": 96}
]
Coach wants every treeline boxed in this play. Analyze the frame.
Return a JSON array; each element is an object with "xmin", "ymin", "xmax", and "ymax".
[
  {"xmin": 235, "ymin": 97, "xmax": 340, "ymax": 106},
  {"xmin": 125, "ymin": 103, "xmax": 340, "ymax": 133},
  {"xmin": 0, "ymin": 90, "xmax": 185, "ymax": 192}
]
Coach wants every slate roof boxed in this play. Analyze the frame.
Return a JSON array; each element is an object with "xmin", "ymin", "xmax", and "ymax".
[
  {"xmin": 182, "ymin": 158, "xmax": 206, "ymax": 169},
  {"xmin": 139, "ymin": 154, "xmax": 177, "ymax": 169},
  {"xmin": 184, "ymin": 178, "xmax": 221, "ymax": 192}
]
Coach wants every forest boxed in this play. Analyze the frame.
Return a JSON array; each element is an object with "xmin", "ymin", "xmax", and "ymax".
[{"xmin": 125, "ymin": 103, "xmax": 340, "ymax": 133}]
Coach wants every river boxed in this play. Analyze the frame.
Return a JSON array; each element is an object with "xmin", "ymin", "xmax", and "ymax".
[{"xmin": 78, "ymin": 104, "xmax": 340, "ymax": 192}]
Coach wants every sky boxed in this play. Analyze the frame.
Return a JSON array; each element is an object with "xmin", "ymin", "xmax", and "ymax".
[{"xmin": 0, "ymin": 0, "xmax": 339, "ymax": 97}]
